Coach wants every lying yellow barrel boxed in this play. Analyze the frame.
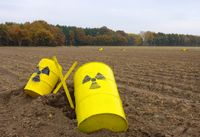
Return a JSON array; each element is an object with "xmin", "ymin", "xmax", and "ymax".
[
  {"xmin": 24, "ymin": 58, "xmax": 62, "ymax": 97},
  {"xmin": 74, "ymin": 62, "xmax": 128, "ymax": 133}
]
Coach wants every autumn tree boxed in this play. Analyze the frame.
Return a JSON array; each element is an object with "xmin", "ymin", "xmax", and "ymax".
[
  {"xmin": 128, "ymin": 34, "xmax": 143, "ymax": 46},
  {"xmin": 29, "ymin": 20, "xmax": 65, "ymax": 46},
  {"xmin": 69, "ymin": 30, "xmax": 75, "ymax": 46},
  {"xmin": 74, "ymin": 28, "xmax": 86, "ymax": 45},
  {"xmin": 6, "ymin": 24, "xmax": 29, "ymax": 46},
  {"xmin": 0, "ymin": 24, "xmax": 9, "ymax": 46},
  {"xmin": 140, "ymin": 31, "xmax": 156, "ymax": 45}
]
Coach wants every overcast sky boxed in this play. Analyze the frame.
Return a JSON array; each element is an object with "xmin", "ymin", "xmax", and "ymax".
[{"xmin": 0, "ymin": 0, "xmax": 200, "ymax": 35}]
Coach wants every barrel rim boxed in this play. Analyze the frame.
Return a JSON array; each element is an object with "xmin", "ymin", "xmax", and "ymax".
[
  {"xmin": 78, "ymin": 112, "xmax": 128, "ymax": 132},
  {"xmin": 24, "ymin": 89, "xmax": 43, "ymax": 97}
]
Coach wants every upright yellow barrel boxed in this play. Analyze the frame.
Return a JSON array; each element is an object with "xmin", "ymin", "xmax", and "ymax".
[
  {"xmin": 74, "ymin": 62, "xmax": 128, "ymax": 133},
  {"xmin": 24, "ymin": 58, "xmax": 62, "ymax": 97}
]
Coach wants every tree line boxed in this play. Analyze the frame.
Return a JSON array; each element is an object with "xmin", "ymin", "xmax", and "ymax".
[
  {"xmin": 57, "ymin": 25, "xmax": 142, "ymax": 46},
  {"xmin": 0, "ymin": 20, "xmax": 200, "ymax": 46},
  {"xmin": 0, "ymin": 21, "xmax": 65, "ymax": 46},
  {"xmin": 140, "ymin": 31, "xmax": 200, "ymax": 46}
]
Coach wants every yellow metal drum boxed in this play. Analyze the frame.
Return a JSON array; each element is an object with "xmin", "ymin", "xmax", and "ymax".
[
  {"xmin": 74, "ymin": 62, "xmax": 128, "ymax": 133},
  {"xmin": 24, "ymin": 58, "xmax": 62, "ymax": 97}
]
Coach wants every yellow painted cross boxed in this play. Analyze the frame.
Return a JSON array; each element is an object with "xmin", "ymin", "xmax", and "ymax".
[
  {"xmin": 52, "ymin": 56, "xmax": 77, "ymax": 109},
  {"xmin": 53, "ymin": 61, "xmax": 78, "ymax": 94}
]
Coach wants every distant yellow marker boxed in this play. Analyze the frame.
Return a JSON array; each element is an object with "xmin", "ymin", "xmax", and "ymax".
[
  {"xmin": 181, "ymin": 48, "xmax": 188, "ymax": 51},
  {"xmin": 122, "ymin": 48, "xmax": 126, "ymax": 51},
  {"xmin": 52, "ymin": 56, "xmax": 75, "ymax": 109},
  {"xmin": 98, "ymin": 48, "xmax": 104, "ymax": 51}
]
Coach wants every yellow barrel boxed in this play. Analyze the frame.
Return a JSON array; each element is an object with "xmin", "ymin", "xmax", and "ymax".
[
  {"xmin": 24, "ymin": 58, "xmax": 62, "ymax": 97},
  {"xmin": 74, "ymin": 62, "xmax": 128, "ymax": 133}
]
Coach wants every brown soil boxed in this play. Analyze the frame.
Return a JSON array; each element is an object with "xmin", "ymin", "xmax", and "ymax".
[{"xmin": 0, "ymin": 46, "xmax": 199, "ymax": 137}]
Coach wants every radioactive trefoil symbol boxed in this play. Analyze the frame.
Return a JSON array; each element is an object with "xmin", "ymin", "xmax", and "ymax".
[
  {"xmin": 32, "ymin": 66, "xmax": 50, "ymax": 82},
  {"xmin": 82, "ymin": 73, "xmax": 106, "ymax": 89}
]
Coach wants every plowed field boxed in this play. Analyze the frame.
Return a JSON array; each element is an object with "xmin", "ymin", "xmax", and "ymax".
[{"xmin": 0, "ymin": 47, "xmax": 199, "ymax": 137}]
